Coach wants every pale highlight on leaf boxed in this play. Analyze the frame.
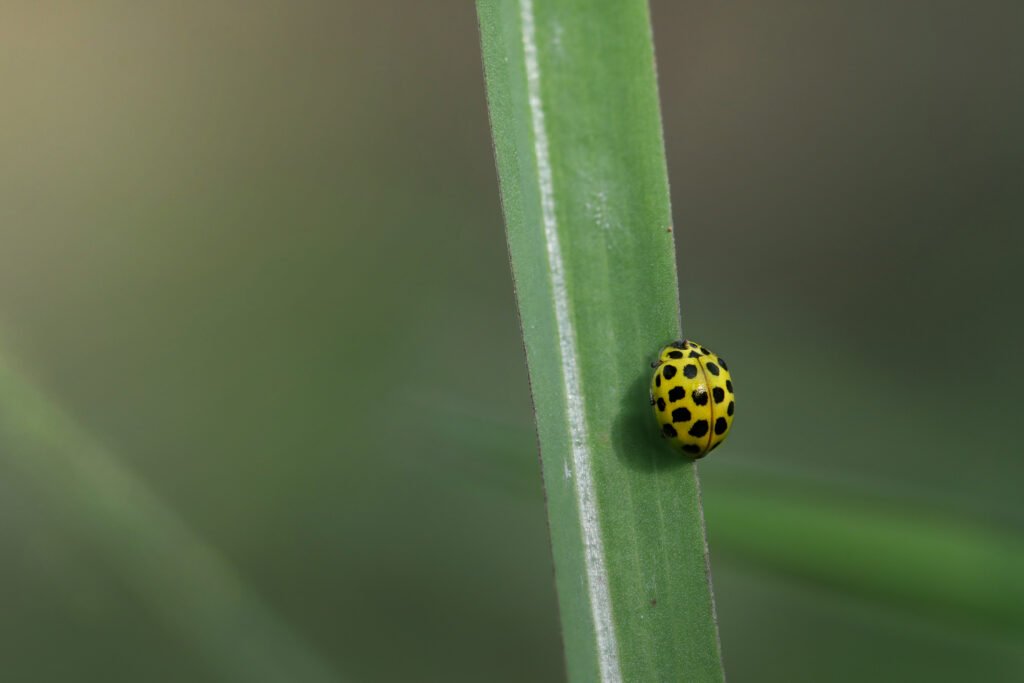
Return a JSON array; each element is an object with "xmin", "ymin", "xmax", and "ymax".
[{"xmin": 518, "ymin": 0, "xmax": 622, "ymax": 678}]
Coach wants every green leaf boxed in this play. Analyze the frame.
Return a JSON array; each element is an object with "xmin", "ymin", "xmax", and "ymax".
[
  {"xmin": 476, "ymin": 1, "xmax": 725, "ymax": 681},
  {"xmin": 704, "ymin": 469, "xmax": 1024, "ymax": 634},
  {"xmin": 0, "ymin": 352, "xmax": 342, "ymax": 683}
]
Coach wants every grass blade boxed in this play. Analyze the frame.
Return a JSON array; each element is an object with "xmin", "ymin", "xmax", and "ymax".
[
  {"xmin": 477, "ymin": 1, "xmax": 725, "ymax": 680},
  {"xmin": 705, "ymin": 469, "xmax": 1024, "ymax": 635},
  {"xmin": 0, "ymin": 350, "xmax": 342, "ymax": 683}
]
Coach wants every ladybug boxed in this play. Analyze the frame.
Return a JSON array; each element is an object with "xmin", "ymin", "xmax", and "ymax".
[{"xmin": 650, "ymin": 340, "xmax": 734, "ymax": 458}]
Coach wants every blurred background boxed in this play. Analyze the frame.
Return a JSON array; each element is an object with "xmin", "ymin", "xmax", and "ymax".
[{"xmin": 1, "ymin": 1, "xmax": 1022, "ymax": 681}]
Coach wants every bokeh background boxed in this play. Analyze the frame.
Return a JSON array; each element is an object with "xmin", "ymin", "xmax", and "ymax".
[{"xmin": 2, "ymin": 2, "xmax": 1022, "ymax": 681}]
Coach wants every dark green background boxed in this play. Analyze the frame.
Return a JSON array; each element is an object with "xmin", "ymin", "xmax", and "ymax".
[{"xmin": 1, "ymin": 2, "xmax": 1021, "ymax": 681}]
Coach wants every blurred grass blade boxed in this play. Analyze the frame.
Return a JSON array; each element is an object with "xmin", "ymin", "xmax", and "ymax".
[
  {"xmin": 0, "ymin": 350, "xmax": 342, "ymax": 683},
  {"xmin": 477, "ymin": 1, "xmax": 725, "ymax": 680},
  {"xmin": 705, "ymin": 471, "xmax": 1024, "ymax": 634}
]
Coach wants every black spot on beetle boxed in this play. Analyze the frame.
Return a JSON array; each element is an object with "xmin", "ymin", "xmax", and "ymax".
[
  {"xmin": 688, "ymin": 420, "xmax": 709, "ymax": 438},
  {"xmin": 705, "ymin": 362, "xmax": 720, "ymax": 376},
  {"xmin": 692, "ymin": 387, "xmax": 708, "ymax": 406},
  {"xmin": 726, "ymin": 379, "xmax": 733, "ymax": 393},
  {"xmin": 667, "ymin": 350, "xmax": 683, "ymax": 359},
  {"xmin": 656, "ymin": 397, "xmax": 666, "ymax": 412},
  {"xmin": 662, "ymin": 364, "xmax": 677, "ymax": 380},
  {"xmin": 718, "ymin": 357, "xmax": 728, "ymax": 370},
  {"xmin": 712, "ymin": 387, "xmax": 725, "ymax": 403},
  {"xmin": 682, "ymin": 444, "xmax": 702, "ymax": 455},
  {"xmin": 667, "ymin": 386, "xmax": 685, "ymax": 402},
  {"xmin": 670, "ymin": 340, "xmax": 686, "ymax": 349},
  {"xmin": 671, "ymin": 407, "xmax": 692, "ymax": 423},
  {"xmin": 655, "ymin": 375, "xmax": 661, "ymax": 387},
  {"xmin": 689, "ymin": 350, "xmax": 702, "ymax": 358},
  {"xmin": 727, "ymin": 400, "xmax": 735, "ymax": 416},
  {"xmin": 662, "ymin": 423, "xmax": 677, "ymax": 438},
  {"xmin": 714, "ymin": 417, "xmax": 728, "ymax": 435},
  {"xmin": 682, "ymin": 364, "xmax": 698, "ymax": 379}
]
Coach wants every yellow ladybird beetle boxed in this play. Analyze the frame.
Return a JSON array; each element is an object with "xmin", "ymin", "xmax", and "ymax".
[{"xmin": 650, "ymin": 340, "xmax": 734, "ymax": 458}]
